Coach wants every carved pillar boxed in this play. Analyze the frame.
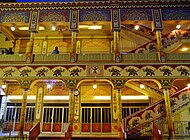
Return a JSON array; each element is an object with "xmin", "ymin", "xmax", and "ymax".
[
  {"xmin": 111, "ymin": 9, "xmax": 121, "ymax": 63},
  {"xmin": 159, "ymin": 79, "xmax": 175, "ymax": 138},
  {"xmin": 26, "ymin": 32, "xmax": 34, "ymax": 63},
  {"xmin": 70, "ymin": 10, "xmax": 79, "ymax": 63},
  {"xmin": 152, "ymin": 9, "xmax": 166, "ymax": 62},
  {"xmin": 34, "ymin": 86, "xmax": 45, "ymax": 122},
  {"xmin": 26, "ymin": 10, "xmax": 39, "ymax": 63},
  {"xmin": 72, "ymin": 88, "xmax": 80, "ymax": 133},
  {"xmin": 110, "ymin": 79, "xmax": 125, "ymax": 133},
  {"xmin": 113, "ymin": 31, "xmax": 119, "ymax": 53},
  {"xmin": 71, "ymin": 31, "xmax": 77, "ymax": 53},
  {"xmin": 18, "ymin": 80, "xmax": 33, "ymax": 137},
  {"xmin": 155, "ymin": 30, "xmax": 162, "ymax": 52},
  {"xmin": 64, "ymin": 79, "xmax": 80, "ymax": 134},
  {"xmin": 69, "ymin": 89, "xmax": 75, "ymax": 125}
]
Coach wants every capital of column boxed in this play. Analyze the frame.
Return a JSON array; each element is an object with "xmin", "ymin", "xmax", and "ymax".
[
  {"xmin": 110, "ymin": 79, "xmax": 126, "ymax": 90},
  {"xmin": 64, "ymin": 79, "xmax": 80, "ymax": 90},
  {"xmin": 18, "ymin": 80, "xmax": 33, "ymax": 91},
  {"xmin": 158, "ymin": 79, "xmax": 175, "ymax": 89}
]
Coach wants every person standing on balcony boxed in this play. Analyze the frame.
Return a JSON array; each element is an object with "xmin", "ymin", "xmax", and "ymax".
[
  {"xmin": 7, "ymin": 48, "xmax": 14, "ymax": 54},
  {"xmin": 1, "ymin": 50, "xmax": 5, "ymax": 55},
  {"xmin": 52, "ymin": 47, "xmax": 59, "ymax": 54}
]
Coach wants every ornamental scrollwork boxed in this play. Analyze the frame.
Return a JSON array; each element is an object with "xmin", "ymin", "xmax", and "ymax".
[
  {"xmin": 143, "ymin": 67, "xmax": 155, "ymax": 76},
  {"xmin": 110, "ymin": 79, "xmax": 126, "ymax": 89},
  {"xmin": 160, "ymin": 67, "xmax": 173, "ymax": 76},
  {"xmin": 18, "ymin": 80, "xmax": 33, "ymax": 91},
  {"xmin": 52, "ymin": 68, "xmax": 64, "ymax": 77},
  {"xmin": 177, "ymin": 67, "xmax": 189, "ymax": 76},
  {"xmin": 109, "ymin": 68, "xmax": 121, "ymax": 76},
  {"xmin": 126, "ymin": 67, "xmax": 138, "ymax": 76},
  {"xmin": 3, "ymin": 68, "xmax": 15, "ymax": 77},
  {"xmin": 64, "ymin": 79, "xmax": 80, "ymax": 89},
  {"xmin": 69, "ymin": 68, "xmax": 81, "ymax": 77},
  {"xmin": 36, "ymin": 68, "xmax": 48, "ymax": 77},
  {"xmin": 20, "ymin": 68, "xmax": 32, "ymax": 77},
  {"xmin": 158, "ymin": 79, "xmax": 174, "ymax": 89}
]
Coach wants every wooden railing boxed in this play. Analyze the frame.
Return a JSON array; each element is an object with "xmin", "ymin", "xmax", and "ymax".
[
  {"xmin": 29, "ymin": 121, "xmax": 40, "ymax": 140},
  {"xmin": 2, "ymin": 134, "xmax": 28, "ymax": 140},
  {"xmin": 0, "ymin": 52, "xmax": 190, "ymax": 64},
  {"xmin": 128, "ymin": 30, "xmax": 190, "ymax": 54}
]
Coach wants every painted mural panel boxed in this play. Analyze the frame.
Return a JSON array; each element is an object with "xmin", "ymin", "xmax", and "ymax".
[
  {"xmin": 79, "ymin": 10, "xmax": 111, "ymax": 22},
  {"xmin": 0, "ymin": 65, "xmax": 190, "ymax": 79},
  {"xmin": 120, "ymin": 9, "xmax": 152, "ymax": 21},
  {"xmin": 162, "ymin": 9, "xmax": 190, "ymax": 20},
  {"xmin": 39, "ymin": 10, "xmax": 69, "ymax": 22},
  {"xmin": 0, "ymin": 11, "xmax": 29, "ymax": 23}
]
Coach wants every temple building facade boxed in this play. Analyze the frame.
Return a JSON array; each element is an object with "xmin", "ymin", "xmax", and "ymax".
[{"xmin": 0, "ymin": 0, "xmax": 190, "ymax": 139}]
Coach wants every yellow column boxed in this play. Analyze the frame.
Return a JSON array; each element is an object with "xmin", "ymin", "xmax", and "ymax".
[
  {"xmin": 163, "ymin": 88, "xmax": 175, "ymax": 138},
  {"xmin": 26, "ymin": 32, "xmax": 34, "ymax": 63},
  {"xmin": 34, "ymin": 86, "xmax": 44, "ymax": 122},
  {"xmin": 72, "ymin": 88, "xmax": 81, "ymax": 133},
  {"xmin": 69, "ymin": 89, "xmax": 75, "ymax": 124},
  {"xmin": 18, "ymin": 89, "xmax": 28, "ymax": 137},
  {"xmin": 70, "ymin": 31, "xmax": 77, "ymax": 63},
  {"xmin": 26, "ymin": 32, "xmax": 34, "ymax": 54},
  {"xmin": 159, "ymin": 79, "xmax": 175, "ymax": 138},
  {"xmin": 71, "ymin": 31, "xmax": 77, "ymax": 53},
  {"xmin": 18, "ymin": 80, "xmax": 32, "ymax": 137},
  {"xmin": 156, "ymin": 30, "xmax": 162, "ymax": 52},
  {"xmin": 112, "ymin": 88, "xmax": 122, "ymax": 133},
  {"xmin": 113, "ymin": 31, "xmax": 119, "ymax": 53}
]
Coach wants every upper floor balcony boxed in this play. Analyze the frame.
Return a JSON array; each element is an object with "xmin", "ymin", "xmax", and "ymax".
[{"xmin": 0, "ymin": 52, "xmax": 190, "ymax": 66}]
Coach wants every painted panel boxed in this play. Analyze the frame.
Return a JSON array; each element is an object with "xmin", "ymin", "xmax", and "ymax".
[
  {"xmin": 120, "ymin": 9, "xmax": 152, "ymax": 21},
  {"xmin": 79, "ymin": 10, "xmax": 111, "ymax": 22},
  {"xmin": 39, "ymin": 10, "xmax": 69, "ymax": 22},
  {"xmin": 162, "ymin": 9, "xmax": 190, "ymax": 20},
  {"xmin": 0, "ymin": 11, "xmax": 29, "ymax": 23}
]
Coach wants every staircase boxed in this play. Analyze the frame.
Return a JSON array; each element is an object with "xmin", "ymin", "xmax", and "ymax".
[
  {"xmin": 122, "ymin": 87, "xmax": 190, "ymax": 139},
  {"xmin": 121, "ymin": 24, "xmax": 156, "ymax": 40},
  {"xmin": 128, "ymin": 30, "xmax": 190, "ymax": 54}
]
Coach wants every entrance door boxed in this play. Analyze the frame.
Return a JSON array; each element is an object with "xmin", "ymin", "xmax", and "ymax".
[
  {"xmin": 81, "ymin": 107, "xmax": 111, "ymax": 133},
  {"xmin": 42, "ymin": 107, "xmax": 69, "ymax": 133}
]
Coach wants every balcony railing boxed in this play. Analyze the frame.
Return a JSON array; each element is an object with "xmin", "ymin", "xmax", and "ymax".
[{"xmin": 0, "ymin": 53, "xmax": 190, "ymax": 64}]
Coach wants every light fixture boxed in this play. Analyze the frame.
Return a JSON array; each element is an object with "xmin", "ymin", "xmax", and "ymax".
[
  {"xmin": 7, "ymin": 95, "xmax": 69, "ymax": 100},
  {"xmin": 1, "ymin": 84, "xmax": 6, "ymax": 89},
  {"xmin": 94, "ymin": 96, "xmax": 110, "ymax": 100},
  {"xmin": 47, "ymin": 84, "xmax": 52, "ymax": 89},
  {"xmin": 121, "ymin": 96, "xmax": 149, "ymax": 100},
  {"xmin": 79, "ymin": 25, "xmax": 102, "ymax": 30},
  {"xmin": 39, "ymin": 26, "xmax": 45, "ymax": 30},
  {"xmin": 93, "ymin": 84, "xmax": 97, "ymax": 89},
  {"xmin": 181, "ymin": 47, "xmax": 188, "ymax": 52},
  {"xmin": 18, "ymin": 26, "xmax": 45, "ymax": 31},
  {"xmin": 176, "ymin": 24, "xmax": 181, "ymax": 30},
  {"xmin": 51, "ymin": 26, "xmax": 56, "ymax": 31},
  {"xmin": 79, "ymin": 25, "xmax": 89, "ymax": 29},
  {"xmin": 11, "ymin": 26, "xmax": 16, "ymax": 31},
  {"xmin": 88, "ymin": 25, "xmax": 102, "ymax": 30},
  {"xmin": 134, "ymin": 25, "xmax": 140, "ymax": 30},
  {"xmin": 93, "ymin": 95, "xmax": 149, "ymax": 100},
  {"xmin": 140, "ymin": 84, "xmax": 145, "ymax": 89}
]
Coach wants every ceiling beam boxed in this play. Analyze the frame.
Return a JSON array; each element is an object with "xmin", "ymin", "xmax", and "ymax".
[
  {"xmin": 125, "ymin": 82, "xmax": 163, "ymax": 100},
  {"xmin": 0, "ymin": 26, "xmax": 15, "ymax": 40}
]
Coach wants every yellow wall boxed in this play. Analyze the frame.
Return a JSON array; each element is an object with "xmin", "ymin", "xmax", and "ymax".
[{"xmin": 0, "ymin": 33, "xmax": 13, "ymax": 50}]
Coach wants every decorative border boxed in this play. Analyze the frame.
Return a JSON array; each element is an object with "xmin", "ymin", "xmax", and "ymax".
[{"xmin": 0, "ymin": 1, "xmax": 189, "ymax": 11}]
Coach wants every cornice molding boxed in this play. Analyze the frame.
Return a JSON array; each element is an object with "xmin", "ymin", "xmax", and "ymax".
[{"xmin": 0, "ymin": 0, "xmax": 189, "ymax": 11}]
